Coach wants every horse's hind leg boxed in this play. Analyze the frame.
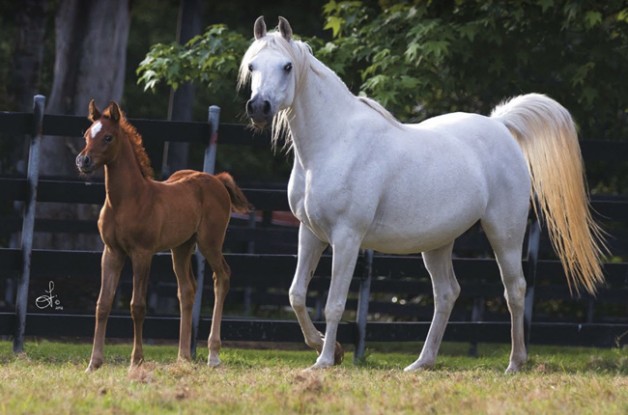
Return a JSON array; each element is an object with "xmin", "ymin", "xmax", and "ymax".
[
  {"xmin": 171, "ymin": 237, "xmax": 197, "ymax": 362},
  {"xmin": 86, "ymin": 246, "xmax": 125, "ymax": 372},
  {"xmin": 405, "ymin": 242, "xmax": 459, "ymax": 372},
  {"xmin": 129, "ymin": 251, "xmax": 152, "ymax": 369},
  {"xmin": 481, "ymin": 215, "xmax": 527, "ymax": 373},
  {"xmin": 197, "ymin": 234, "xmax": 230, "ymax": 367}
]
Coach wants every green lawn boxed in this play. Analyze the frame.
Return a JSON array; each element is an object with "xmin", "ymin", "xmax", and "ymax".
[{"xmin": 0, "ymin": 340, "xmax": 626, "ymax": 414}]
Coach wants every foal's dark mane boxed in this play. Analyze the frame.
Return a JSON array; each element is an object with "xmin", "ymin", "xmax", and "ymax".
[{"xmin": 104, "ymin": 107, "xmax": 154, "ymax": 179}]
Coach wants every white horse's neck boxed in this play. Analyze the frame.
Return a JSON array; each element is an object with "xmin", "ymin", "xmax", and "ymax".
[{"xmin": 287, "ymin": 56, "xmax": 366, "ymax": 166}]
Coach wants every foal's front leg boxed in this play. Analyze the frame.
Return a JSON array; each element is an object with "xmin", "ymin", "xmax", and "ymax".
[
  {"xmin": 86, "ymin": 246, "xmax": 125, "ymax": 372},
  {"xmin": 129, "ymin": 252, "xmax": 152, "ymax": 368}
]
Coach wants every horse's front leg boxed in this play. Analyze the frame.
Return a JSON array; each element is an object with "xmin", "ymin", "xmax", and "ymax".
[
  {"xmin": 86, "ymin": 246, "xmax": 125, "ymax": 372},
  {"xmin": 310, "ymin": 230, "xmax": 361, "ymax": 369},
  {"xmin": 289, "ymin": 224, "xmax": 330, "ymax": 357},
  {"xmin": 129, "ymin": 252, "xmax": 152, "ymax": 369}
]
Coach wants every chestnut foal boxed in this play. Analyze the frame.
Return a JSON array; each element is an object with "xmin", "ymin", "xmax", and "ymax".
[{"xmin": 76, "ymin": 100, "xmax": 250, "ymax": 371}]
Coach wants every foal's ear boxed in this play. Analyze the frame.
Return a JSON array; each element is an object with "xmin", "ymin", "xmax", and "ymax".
[
  {"xmin": 88, "ymin": 99, "xmax": 101, "ymax": 121},
  {"xmin": 278, "ymin": 16, "xmax": 292, "ymax": 41},
  {"xmin": 254, "ymin": 16, "xmax": 266, "ymax": 40},
  {"xmin": 108, "ymin": 101, "xmax": 121, "ymax": 122}
]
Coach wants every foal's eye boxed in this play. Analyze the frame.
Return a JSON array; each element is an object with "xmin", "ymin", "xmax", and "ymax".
[
  {"xmin": 284, "ymin": 63, "xmax": 293, "ymax": 73},
  {"xmin": 104, "ymin": 135, "xmax": 113, "ymax": 143},
  {"xmin": 248, "ymin": 63, "xmax": 254, "ymax": 72}
]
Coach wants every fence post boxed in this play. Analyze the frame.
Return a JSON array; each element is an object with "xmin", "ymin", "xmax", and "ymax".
[
  {"xmin": 13, "ymin": 94, "xmax": 45, "ymax": 353},
  {"xmin": 354, "ymin": 249, "xmax": 373, "ymax": 362},
  {"xmin": 524, "ymin": 213, "xmax": 541, "ymax": 348},
  {"xmin": 190, "ymin": 105, "xmax": 220, "ymax": 359}
]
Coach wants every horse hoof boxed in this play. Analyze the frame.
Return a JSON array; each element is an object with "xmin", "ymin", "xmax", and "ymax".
[
  {"xmin": 403, "ymin": 360, "xmax": 433, "ymax": 372},
  {"xmin": 85, "ymin": 360, "xmax": 102, "ymax": 373},
  {"xmin": 207, "ymin": 356, "xmax": 221, "ymax": 368},
  {"xmin": 306, "ymin": 360, "xmax": 333, "ymax": 371},
  {"xmin": 334, "ymin": 342, "xmax": 344, "ymax": 365},
  {"xmin": 505, "ymin": 362, "xmax": 523, "ymax": 374}
]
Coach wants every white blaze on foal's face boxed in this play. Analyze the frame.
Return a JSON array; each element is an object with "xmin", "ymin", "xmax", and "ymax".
[{"xmin": 90, "ymin": 121, "xmax": 102, "ymax": 139}]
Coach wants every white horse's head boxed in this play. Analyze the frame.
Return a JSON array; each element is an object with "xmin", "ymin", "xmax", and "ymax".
[{"xmin": 239, "ymin": 16, "xmax": 308, "ymax": 130}]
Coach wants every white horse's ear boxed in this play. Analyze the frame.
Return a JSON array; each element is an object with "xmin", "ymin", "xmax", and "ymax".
[
  {"xmin": 278, "ymin": 16, "xmax": 292, "ymax": 41},
  {"xmin": 254, "ymin": 16, "xmax": 267, "ymax": 40}
]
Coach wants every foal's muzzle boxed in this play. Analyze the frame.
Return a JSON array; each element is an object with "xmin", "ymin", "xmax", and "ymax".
[
  {"xmin": 246, "ymin": 96, "xmax": 273, "ymax": 128},
  {"xmin": 76, "ymin": 153, "xmax": 94, "ymax": 174}
]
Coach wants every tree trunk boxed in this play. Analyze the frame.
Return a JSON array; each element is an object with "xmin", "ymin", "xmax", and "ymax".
[
  {"xmin": 6, "ymin": 0, "xmax": 49, "ymax": 175},
  {"xmin": 35, "ymin": 0, "xmax": 130, "ymax": 250},
  {"xmin": 162, "ymin": 0, "xmax": 202, "ymax": 177},
  {"xmin": 9, "ymin": 0, "xmax": 49, "ymax": 113}
]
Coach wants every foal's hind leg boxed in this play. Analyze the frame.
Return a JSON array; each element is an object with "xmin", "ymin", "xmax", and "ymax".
[
  {"xmin": 197, "ymin": 236, "xmax": 230, "ymax": 367},
  {"xmin": 405, "ymin": 242, "xmax": 460, "ymax": 372},
  {"xmin": 171, "ymin": 237, "xmax": 197, "ymax": 362},
  {"xmin": 129, "ymin": 251, "xmax": 152, "ymax": 368}
]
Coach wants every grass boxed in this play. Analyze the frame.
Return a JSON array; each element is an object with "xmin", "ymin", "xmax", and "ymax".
[{"xmin": 0, "ymin": 339, "xmax": 627, "ymax": 414}]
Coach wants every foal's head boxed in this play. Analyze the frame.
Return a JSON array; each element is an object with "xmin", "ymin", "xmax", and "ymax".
[
  {"xmin": 76, "ymin": 100, "xmax": 154, "ymax": 178},
  {"xmin": 76, "ymin": 100, "xmax": 123, "ymax": 175},
  {"xmin": 239, "ymin": 16, "xmax": 308, "ymax": 130}
]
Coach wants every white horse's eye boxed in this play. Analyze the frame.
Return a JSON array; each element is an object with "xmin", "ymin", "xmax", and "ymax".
[
  {"xmin": 248, "ymin": 63, "xmax": 254, "ymax": 72},
  {"xmin": 284, "ymin": 63, "xmax": 292, "ymax": 73}
]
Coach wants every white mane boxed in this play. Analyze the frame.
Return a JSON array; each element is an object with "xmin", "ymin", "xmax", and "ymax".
[{"xmin": 238, "ymin": 31, "xmax": 402, "ymax": 150}]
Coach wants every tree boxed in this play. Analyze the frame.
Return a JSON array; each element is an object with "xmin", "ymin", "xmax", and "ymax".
[
  {"xmin": 163, "ymin": 0, "xmax": 203, "ymax": 177},
  {"xmin": 38, "ymin": 0, "xmax": 131, "ymax": 249},
  {"xmin": 318, "ymin": 1, "xmax": 628, "ymax": 139},
  {"xmin": 137, "ymin": 0, "xmax": 628, "ymax": 142}
]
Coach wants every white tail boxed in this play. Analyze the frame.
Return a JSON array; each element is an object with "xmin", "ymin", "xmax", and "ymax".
[{"xmin": 491, "ymin": 93, "xmax": 607, "ymax": 295}]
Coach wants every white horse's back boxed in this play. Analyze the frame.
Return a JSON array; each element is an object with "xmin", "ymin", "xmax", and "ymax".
[{"xmin": 358, "ymin": 112, "xmax": 529, "ymax": 253}]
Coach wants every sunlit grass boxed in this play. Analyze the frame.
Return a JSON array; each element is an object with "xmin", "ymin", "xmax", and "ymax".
[{"xmin": 0, "ymin": 340, "xmax": 626, "ymax": 414}]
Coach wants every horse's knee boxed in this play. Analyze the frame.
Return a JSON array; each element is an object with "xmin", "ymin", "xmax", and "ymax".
[
  {"xmin": 289, "ymin": 287, "xmax": 306, "ymax": 312},
  {"xmin": 433, "ymin": 278, "xmax": 460, "ymax": 310},
  {"xmin": 95, "ymin": 302, "xmax": 112, "ymax": 321},
  {"xmin": 213, "ymin": 272, "xmax": 230, "ymax": 293},
  {"xmin": 324, "ymin": 301, "xmax": 345, "ymax": 322},
  {"xmin": 177, "ymin": 284, "xmax": 196, "ymax": 306},
  {"xmin": 130, "ymin": 302, "xmax": 146, "ymax": 321},
  {"xmin": 503, "ymin": 276, "xmax": 526, "ymax": 311}
]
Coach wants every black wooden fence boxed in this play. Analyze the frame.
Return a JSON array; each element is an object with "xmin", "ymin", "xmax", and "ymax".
[{"xmin": 1, "ymin": 96, "xmax": 627, "ymax": 362}]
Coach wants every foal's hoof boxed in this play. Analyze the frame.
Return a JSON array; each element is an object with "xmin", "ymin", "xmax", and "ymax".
[
  {"xmin": 85, "ymin": 360, "xmax": 102, "ymax": 373},
  {"xmin": 207, "ymin": 356, "xmax": 221, "ymax": 368},
  {"xmin": 505, "ymin": 362, "xmax": 524, "ymax": 374}
]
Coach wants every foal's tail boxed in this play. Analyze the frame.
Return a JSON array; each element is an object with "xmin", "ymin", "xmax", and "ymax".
[
  {"xmin": 491, "ymin": 93, "xmax": 607, "ymax": 295},
  {"xmin": 215, "ymin": 172, "xmax": 253, "ymax": 214}
]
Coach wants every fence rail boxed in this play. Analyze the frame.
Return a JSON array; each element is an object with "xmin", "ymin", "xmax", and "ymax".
[{"xmin": 1, "ymin": 96, "xmax": 627, "ymax": 360}]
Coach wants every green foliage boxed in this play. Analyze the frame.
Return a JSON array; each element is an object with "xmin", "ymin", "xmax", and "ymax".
[
  {"xmin": 321, "ymin": 0, "xmax": 628, "ymax": 141},
  {"xmin": 137, "ymin": 25, "xmax": 249, "ymax": 97},
  {"xmin": 137, "ymin": 1, "xmax": 628, "ymax": 142}
]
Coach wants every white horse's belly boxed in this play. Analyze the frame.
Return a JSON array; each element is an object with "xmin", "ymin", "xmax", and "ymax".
[{"xmin": 361, "ymin": 194, "xmax": 485, "ymax": 254}]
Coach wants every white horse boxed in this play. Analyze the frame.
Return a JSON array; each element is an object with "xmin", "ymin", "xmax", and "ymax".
[{"xmin": 239, "ymin": 16, "xmax": 606, "ymax": 372}]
